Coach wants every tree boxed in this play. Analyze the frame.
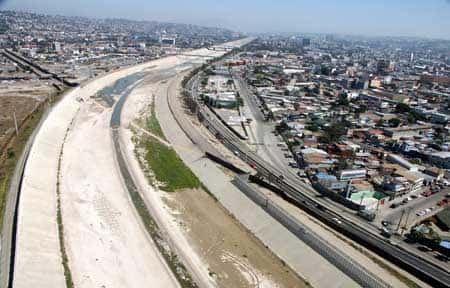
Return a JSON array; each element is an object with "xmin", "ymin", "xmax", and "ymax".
[
  {"xmin": 376, "ymin": 118, "xmax": 385, "ymax": 127},
  {"xmin": 320, "ymin": 65, "xmax": 331, "ymax": 76},
  {"xmin": 407, "ymin": 110, "xmax": 425, "ymax": 123},
  {"xmin": 395, "ymin": 103, "xmax": 411, "ymax": 113},
  {"xmin": 338, "ymin": 93, "xmax": 349, "ymax": 106},
  {"xmin": 388, "ymin": 118, "xmax": 401, "ymax": 127},
  {"xmin": 356, "ymin": 104, "xmax": 368, "ymax": 114},
  {"xmin": 322, "ymin": 122, "xmax": 347, "ymax": 143},
  {"xmin": 306, "ymin": 124, "xmax": 319, "ymax": 132}
]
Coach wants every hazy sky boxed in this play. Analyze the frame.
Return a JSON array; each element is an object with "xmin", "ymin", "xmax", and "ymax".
[{"xmin": 1, "ymin": 0, "xmax": 450, "ymax": 39}]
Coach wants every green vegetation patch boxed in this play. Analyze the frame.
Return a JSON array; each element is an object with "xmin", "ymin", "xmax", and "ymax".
[
  {"xmin": 146, "ymin": 96, "xmax": 166, "ymax": 140},
  {"xmin": 142, "ymin": 138, "xmax": 200, "ymax": 192}
]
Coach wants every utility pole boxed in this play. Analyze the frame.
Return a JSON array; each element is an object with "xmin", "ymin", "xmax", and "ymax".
[
  {"xmin": 345, "ymin": 179, "xmax": 352, "ymax": 199},
  {"xmin": 401, "ymin": 207, "xmax": 413, "ymax": 236},
  {"xmin": 396, "ymin": 209, "xmax": 406, "ymax": 233},
  {"xmin": 13, "ymin": 110, "xmax": 19, "ymax": 136}
]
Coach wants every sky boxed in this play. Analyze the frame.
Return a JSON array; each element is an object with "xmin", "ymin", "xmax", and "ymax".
[{"xmin": 1, "ymin": 0, "xmax": 450, "ymax": 39}]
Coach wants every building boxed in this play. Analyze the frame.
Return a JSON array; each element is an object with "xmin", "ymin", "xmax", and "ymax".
[
  {"xmin": 337, "ymin": 169, "xmax": 367, "ymax": 181},
  {"xmin": 431, "ymin": 112, "xmax": 449, "ymax": 124},
  {"xmin": 387, "ymin": 154, "xmax": 419, "ymax": 172},
  {"xmin": 160, "ymin": 37, "xmax": 176, "ymax": 46},
  {"xmin": 429, "ymin": 152, "xmax": 450, "ymax": 169},
  {"xmin": 299, "ymin": 148, "xmax": 334, "ymax": 169},
  {"xmin": 302, "ymin": 38, "xmax": 311, "ymax": 46},
  {"xmin": 204, "ymin": 92, "xmax": 237, "ymax": 109},
  {"xmin": 393, "ymin": 169, "xmax": 424, "ymax": 193},
  {"xmin": 383, "ymin": 125, "xmax": 432, "ymax": 140},
  {"xmin": 377, "ymin": 59, "xmax": 388, "ymax": 75}
]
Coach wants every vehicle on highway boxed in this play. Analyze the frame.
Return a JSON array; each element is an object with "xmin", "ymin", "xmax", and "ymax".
[
  {"xmin": 381, "ymin": 220, "xmax": 391, "ymax": 227},
  {"xmin": 416, "ymin": 211, "xmax": 426, "ymax": 217},
  {"xmin": 284, "ymin": 153, "xmax": 293, "ymax": 158},
  {"xmin": 288, "ymin": 162, "xmax": 299, "ymax": 168},
  {"xmin": 297, "ymin": 170, "xmax": 307, "ymax": 177},
  {"xmin": 381, "ymin": 227, "xmax": 392, "ymax": 238},
  {"xmin": 332, "ymin": 217, "xmax": 342, "ymax": 225}
]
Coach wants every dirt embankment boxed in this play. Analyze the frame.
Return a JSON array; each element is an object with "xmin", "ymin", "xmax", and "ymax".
[{"xmin": 162, "ymin": 188, "xmax": 308, "ymax": 288}]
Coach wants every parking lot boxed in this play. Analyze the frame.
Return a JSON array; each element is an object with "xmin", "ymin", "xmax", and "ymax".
[{"xmin": 379, "ymin": 186, "xmax": 450, "ymax": 233}]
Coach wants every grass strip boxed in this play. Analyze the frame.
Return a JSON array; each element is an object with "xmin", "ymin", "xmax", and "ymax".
[
  {"xmin": 56, "ymin": 125, "xmax": 75, "ymax": 288},
  {"xmin": 146, "ymin": 95, "xmax": 166, "ymax": 140},
  {"xmin": 142, "ymin": 138, "xmax": 200, "ymax": 192}
]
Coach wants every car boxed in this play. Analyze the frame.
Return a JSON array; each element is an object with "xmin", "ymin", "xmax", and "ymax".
[
  {"xmin": 381, "ymin": 220, "xmax": 391, "ymax": 227},
  {"xmin": 381, "ymin": 227, "xmax": 392, "ymax": 238},
  {"xmin": 332, "ymin": 217, "xmax": 342, "ymax": 224},
  {"xmin": 411, "ymin": 194, "xmax": 418, "ymax": 199},
  {"xmin": 288, "ymin": 162, "xmax": 299, "ymax": 168},
  {"xmin": 425, "ymin": 208, "xmax": 431, "ymax": 214},
  {"xmin": 422, "ymin": 191, "xmax": 432, "ymax": 197},
  {"xmin": 297, "ymin": 171, "xmax": 306, "ymax": 177},
  {"xmin": 390, "ymin": 203, "xmax": 399, "ymax": 209}
]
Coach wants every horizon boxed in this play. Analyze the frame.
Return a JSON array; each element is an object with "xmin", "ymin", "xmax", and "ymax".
[{"xmin": 1, "ymin": 0, "xmax": 450, "ymax": 40}]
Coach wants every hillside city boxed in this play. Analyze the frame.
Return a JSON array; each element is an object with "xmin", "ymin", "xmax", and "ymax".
[{"xmin": 0, "ymin": 7, "xmax": 449, "ymax": 288}]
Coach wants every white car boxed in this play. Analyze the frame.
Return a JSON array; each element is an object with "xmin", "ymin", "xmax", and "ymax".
[{"xmin": 332, "ymin": 217, "xmax": 342, "ymax": 224}]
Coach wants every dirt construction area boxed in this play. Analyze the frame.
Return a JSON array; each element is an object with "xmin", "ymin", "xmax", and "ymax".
[
  {"xmin": 0, "ymin": 81, "xmax": 55, "ymax": 150},
  {"xmin": 162, "ymin": 188, "xmax": 304, "ymax": 288}
]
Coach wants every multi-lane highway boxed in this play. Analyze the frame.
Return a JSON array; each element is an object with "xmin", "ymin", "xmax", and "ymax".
[{"xmin": 189, "ymin": 71, "xmax": 450, "ymax": 288}]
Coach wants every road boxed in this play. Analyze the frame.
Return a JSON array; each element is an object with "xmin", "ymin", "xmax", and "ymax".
[
  {"xmin": 9, "ymin": 38, "xmax": 252, "ymax": 288},
  {"xmin": 193, "ymin": 72, "xmax": 450, "ymax": 287}
]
